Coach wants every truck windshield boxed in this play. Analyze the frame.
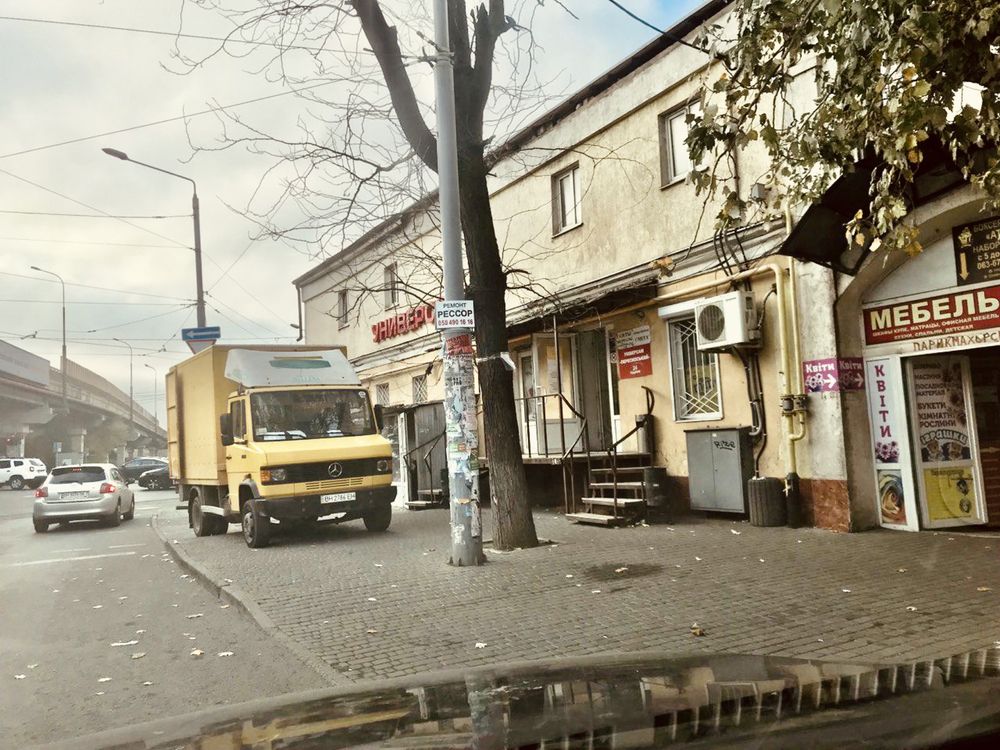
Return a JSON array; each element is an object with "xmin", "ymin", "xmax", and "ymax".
[{"xmin": 250, "ymin": 389, "xmax": 375, "ymax": 441}]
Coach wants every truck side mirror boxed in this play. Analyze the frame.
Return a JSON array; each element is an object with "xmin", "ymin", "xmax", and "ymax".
[
  {"xmin": 220, "ymin": 414, "xmax": 234, "ymax": 447},
  {"xmin": 373, "ymin": 404, "xmax": 384, "ymax": 431}
]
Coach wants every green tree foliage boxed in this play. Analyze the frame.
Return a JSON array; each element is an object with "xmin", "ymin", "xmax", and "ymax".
[{"xmin": 688, "ymin": 0, "xmax": 1000, "ymax": 256}]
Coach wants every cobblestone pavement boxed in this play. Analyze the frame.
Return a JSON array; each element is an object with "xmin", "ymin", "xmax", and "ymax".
[{"xmin": 156, "ymin": 506, "xmax": 1000, "ymax": 684}]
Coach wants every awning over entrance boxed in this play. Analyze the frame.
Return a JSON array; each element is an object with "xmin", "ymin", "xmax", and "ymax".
[{"xmin": 780, "ymin": 139, "xmax": 976, "ymax": 275}]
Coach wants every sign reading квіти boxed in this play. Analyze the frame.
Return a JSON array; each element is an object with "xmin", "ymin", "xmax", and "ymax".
[{"xmin": 435, "ymin": 300, "xmax": 475, "ymax": 331}]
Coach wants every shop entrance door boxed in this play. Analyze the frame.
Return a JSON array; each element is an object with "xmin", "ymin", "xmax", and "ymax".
[
  {"xmin": 969, "ymin": 348, "xmax": 1000, "ymax": 525},
  {"xmin": 905, "ymin": 355, "xmax": 987, "ymax": 528}
]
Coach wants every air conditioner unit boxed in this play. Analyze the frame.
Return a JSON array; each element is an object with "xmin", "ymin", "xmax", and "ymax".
[{"xmin": 694, "ymin": 291, "xmax": 760, "ymax": 351}]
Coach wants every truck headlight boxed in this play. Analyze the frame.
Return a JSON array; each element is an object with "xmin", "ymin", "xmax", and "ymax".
[
  {"xmin": 376, "ymin": 459, "xmax": 389, "ymax": 473},
  {"xmin": 261, "ymin": 467, "xmax": 288, "ymax": 484}
]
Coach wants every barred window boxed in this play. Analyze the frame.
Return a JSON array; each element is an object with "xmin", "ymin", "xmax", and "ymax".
[
  {"xmin": 668, "ymin": 317, "xmax": 722, "ymax": 420},
  {"xmin": 375, "ymin": 383, "xmax": 390, "ymax": 406},
  {"xmin": 411, "ymin": 374, "xmax": 428, "ymax": 403}
]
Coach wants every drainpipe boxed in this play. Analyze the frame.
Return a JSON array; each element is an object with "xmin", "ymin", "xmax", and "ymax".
[{"xmin": 652, "ymin": 262, "xmax": 803, "ymax": 520}]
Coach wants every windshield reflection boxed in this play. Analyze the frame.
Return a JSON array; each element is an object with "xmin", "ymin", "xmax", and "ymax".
[{"xmin": 250, "ymin": 389, "xmax": 375, "ymax": 441}]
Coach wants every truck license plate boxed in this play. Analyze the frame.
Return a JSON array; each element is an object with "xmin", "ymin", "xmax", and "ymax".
[{"xmin": 320, "ymin": 492, "xmax": 356, "ymax": 504}]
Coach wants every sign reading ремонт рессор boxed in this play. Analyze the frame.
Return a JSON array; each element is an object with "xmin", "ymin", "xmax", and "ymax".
[{"xmin": 435, "ymin": 300, "xmax": 475, "ymax": 331}]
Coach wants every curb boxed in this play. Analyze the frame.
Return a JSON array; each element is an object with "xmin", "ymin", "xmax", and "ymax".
[{"xmin": 151, "ymin": 511, "xmax": 348, "ymax": 686}]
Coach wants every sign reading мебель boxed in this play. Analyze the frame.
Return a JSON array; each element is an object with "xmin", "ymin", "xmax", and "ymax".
[
  {"xmin": 953, "ymin": 216, "xmax": 1000, "ymax": 286},
  {"xmin": 435, "ymin": 300, "xmax": 475, "ymax": 331},
  {"xmin": 616, "ymin": 325, "xmax": 652, "ymax": 379},
  {"xmin": 862, "ymin": 283, "xmax": 1000, "ymax": 355}
]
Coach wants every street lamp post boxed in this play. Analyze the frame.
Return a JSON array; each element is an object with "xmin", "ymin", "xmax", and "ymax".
[
  {"xmin": 30, "ymin": 265, "xmax": 68, "ymax": 413},
  {"xmin": 114, "ymin": 338, "xmax": 134, "ymax": 452},
  {"xmin": 144, "ymin": 363, "xmax": 158, "ymax": 428},
  {"xmin": 101, "ymin": 148, "xmax": 206, "ymax": 328}
]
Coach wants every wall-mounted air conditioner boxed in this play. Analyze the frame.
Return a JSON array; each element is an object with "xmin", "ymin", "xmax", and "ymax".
[{"xmin": 694, "ymin": 291, "xmax": 760, "ymax": 351}]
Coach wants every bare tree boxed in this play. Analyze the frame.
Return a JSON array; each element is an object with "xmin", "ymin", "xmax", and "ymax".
[{"xmin": 174, "ymin": 0, "xmax": 571, "ymax": 549}]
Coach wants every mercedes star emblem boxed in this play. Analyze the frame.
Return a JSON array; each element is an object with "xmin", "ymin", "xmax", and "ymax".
[{"xmin": 327, "ymin": 462, "xmax": 344, "ymax": 478}]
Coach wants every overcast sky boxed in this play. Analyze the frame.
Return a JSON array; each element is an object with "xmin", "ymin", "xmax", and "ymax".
[{"xmin": 0, "ymin": 0, "xmax": 704, "ymax": 421}]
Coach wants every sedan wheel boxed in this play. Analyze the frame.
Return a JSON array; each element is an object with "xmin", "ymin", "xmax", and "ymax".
[
  {"xmin": 106, "ymin": 501, "xmax": 121, "ymax": 527},
  {"xmin": 33, "ymin": 519, "xmax": 48, "ymax": 533},
  {"xmin": 9, "ymin": 476, "xmax": 24, "ymax": 491}
]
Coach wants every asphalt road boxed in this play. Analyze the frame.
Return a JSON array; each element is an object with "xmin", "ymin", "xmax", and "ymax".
[{"xmin": 0, "ymin": 486, "xmax": 329, "ymax": 747}]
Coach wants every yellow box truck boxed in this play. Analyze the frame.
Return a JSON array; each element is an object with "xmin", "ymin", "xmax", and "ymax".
[{"xmin": 166, "ymin": 345, "xmax": 395, "ymax": 547}]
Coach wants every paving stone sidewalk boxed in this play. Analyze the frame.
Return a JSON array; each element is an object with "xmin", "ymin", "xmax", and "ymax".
[{"xmin": 156, "ymin": 506, "xmax": 1000, "ymax": 684}]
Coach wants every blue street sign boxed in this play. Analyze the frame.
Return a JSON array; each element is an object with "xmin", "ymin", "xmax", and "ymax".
[{"xmin": 181, "ymin": 326, "xmax": 221, "ymax": 342}]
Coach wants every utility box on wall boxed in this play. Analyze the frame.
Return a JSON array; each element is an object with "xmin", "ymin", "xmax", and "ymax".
[{"xmin": 685, "ymin": 427, "xmax": 753, "ymax": 514}]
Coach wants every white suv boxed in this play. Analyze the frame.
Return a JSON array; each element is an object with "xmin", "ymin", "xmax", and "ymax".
[{"xmin": 0, "ymin": 458, "xmax": 48, "ymax": 490}]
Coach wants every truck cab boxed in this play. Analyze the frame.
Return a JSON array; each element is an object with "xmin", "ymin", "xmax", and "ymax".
[{"xmin": 168, "ymin": 346, "xmax": 395, "ymax": 547}]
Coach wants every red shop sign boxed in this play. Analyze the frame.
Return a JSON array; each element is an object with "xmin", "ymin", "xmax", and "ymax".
[
  {"xmin": 372, "ymin": 304, "xmax": 436, "ymax": 343},
  {"xmin": 863, "ymin": 284, "xmax": 1000, "ymax": 346}
]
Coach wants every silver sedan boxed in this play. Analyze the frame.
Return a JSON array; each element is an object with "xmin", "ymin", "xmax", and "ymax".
[{"xmin": 33, "ymin": 463, "xmax": 136, "ymax": 533}]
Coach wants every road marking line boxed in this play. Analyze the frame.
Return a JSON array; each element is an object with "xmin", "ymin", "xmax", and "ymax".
[
  {"xmin": 53, "ymin": 548, "xmax": 92, "ymax": 553},
  {"xmin": 108, "ymin": 543, "xmax": 146, "ymax": 549},
  {"xmin": 9, "ymin": 551, "xmax": 137, "ymax": 567}
]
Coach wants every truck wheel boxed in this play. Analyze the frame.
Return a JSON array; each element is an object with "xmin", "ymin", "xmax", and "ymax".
[
  {"xmin": 191, "ymin": 495, "xmax": 226, "ymax": 537},
  {"xmin": 242, "ymin": 500, "xmax": 271, "ymax": 548},
  {"xmin": 362, "ymin": 503, "xmax": 392, "ymax": 532}
]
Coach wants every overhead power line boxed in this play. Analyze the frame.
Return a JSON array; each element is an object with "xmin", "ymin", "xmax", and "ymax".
[
  {"xmin": 0, "ymin": 82, "xmax": 333, "ymax": 161},
  {"xmin": 0, "ymin": 210, "xmax": 190, "ymax": 219},
  {"xmin": 0, "ymin": 15, "xmax": 373, "ymax": 55},
  {"xmin": 602, "ymin": 0, "xmax": 712, "ymax": 54},
  {"xmin": 0, "ymin": 236, "xmax": 190, "ymax": 249},
  {"xmin": 0, "ymin": 167, "xmax": 190, "ymax": 248},
  {"xmin": 0, "ymin": 299, "xmax": 186, "ymax": 306},
  {"xmin": 1, "ymin": 271, "xmax": 195, "ymax": 301}
]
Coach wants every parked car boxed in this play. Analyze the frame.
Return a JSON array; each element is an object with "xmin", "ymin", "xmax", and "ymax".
[
  {"xmin": 120, "ymin": 456, "xmax": 168, "ymax": 484},
  {"xmin": 0, "ymin": 457, "xmax": 48, "ymax": 490},
  {"xmin": 33, "ymin": 464, "xmax": 135, "ymax": 532},
  {"xmin": 138, "ymin": 464, "xmax": 173, "ymax": 490}
]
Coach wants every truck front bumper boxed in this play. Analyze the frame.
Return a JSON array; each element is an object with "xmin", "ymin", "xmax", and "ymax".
[{"xmin": 255, "ymin": 486, "xmax": 396, "ymax": 521}]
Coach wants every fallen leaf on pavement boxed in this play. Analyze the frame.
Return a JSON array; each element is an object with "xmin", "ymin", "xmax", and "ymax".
[
  {"xmin": 223, "ymin": 578, "xmax": 233, "ymax": 584},
  {"xmin": 591, "ymin": 589, "xmax": 601, "ymax": 594},
  {"xmin": 186, "ymin": 613, "xmax": 204, "ymax": 619},
  {"xmin": 730, "ymin": 529, "xmax": 741, "ymax": 535},
  {"xmin": 27, "ymin": 664, "xmax": 38, "ymax": 670},
  {"xmin": 690, "ymin": 624, "xmax": 706, "ymax": 637},
  {"xmin": 52, "ymin": 589, "xmax": 59, "ymax": 593},
  {"xmin": 758, "ymin": 558, "xmax": 766, "ymax": 563},
  {"xmin": 14, "ymin": 674, "xmax": 25, "ymax": 680},
  {"xmin": 374, "ymin": 563, "xmax": 383, "ymax": 568},
  {"xmin": 906, "ymin": 606, "xmax": 917, "ymax": 612},
  {"xmin": 92, "ymin": 605, "xmax": 103, "ymax": 609},
  {"xmin": 131, "ymin": 653, "xmax": 146, "ymax": 660},
  {"xmin": 95, "ymin": 691, "xmax": 105, "ymax": 696},
  {"xmin": 695, "ymin": 557, "xmax": 702, "ymax": 561},
  {"xmin": 897, "ymin": 568, "xmax": 907, "ymax": 573},
  {"xmin": 220, "ymin": 604, "xmax": 230, "ymax": 609},
  {"xmin": 142, "ymin": 681, "xmax": 153, "ymax": 686},
  {"xmin": 111, "ymin": 640, "xmax": 138, "ymax": 647},
  {"xmin": 366, "ymin": 597, "xmax": 378, "ymax": 602},
  {"xmin": 978, "ymin": 587, "xmax": 992, "ymax": 592},
  {"xmin": 565, "ymin": 574, "xmax": 574, "ymax": 578},
  {"xmin": 614, "ymin": 567, "xmax": 628, "ymax": 574},
  {"xmin": 366, "ymin": 629, "xmax": 378, "ymax": 634},
  {"xmin": 474, "ymin": 642, "xmax": 487, "ymax": 649},
  {"xmin": 136, "ymin": 629, "xmax": 146, "ymax": 634},
  {"xmin": 118, "ymin": 596, "xmax": 128, "ymax": 600},
  {"xmin": 98, "ymin": 677, "xmax": 112, "ymax": 683},
  {"xmin": 217, "ymin": 651, "xmax": 234, "ymax": 657},
  {"xmin": 190, "ymin": 649, "xmax": 204, "ymax": 658},
  {"xmin": 842, "ymin": 589, "xmax": 852, "ymax": 593}
]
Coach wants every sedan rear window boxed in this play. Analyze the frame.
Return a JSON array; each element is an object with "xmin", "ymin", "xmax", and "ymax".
[{"xmin": 50, "ymin": 466, "xmax": 107, "ymax": 484}]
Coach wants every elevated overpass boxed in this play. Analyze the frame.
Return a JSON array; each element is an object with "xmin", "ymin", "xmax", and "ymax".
[{"xmin": 0, "ymin": 339, "xmax": 165, "ymax": 463}]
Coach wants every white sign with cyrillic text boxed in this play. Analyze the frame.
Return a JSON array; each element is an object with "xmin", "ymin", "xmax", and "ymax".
[{"xmin": 435, "ymin": 300, "xmax": 475, "ymax": 330}]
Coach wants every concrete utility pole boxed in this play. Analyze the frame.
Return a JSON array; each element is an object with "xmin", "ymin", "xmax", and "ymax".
[
  {"xmin": 30, "ymin": 265, "xmax": 67, "ymax": 413},
  {"xmin": 433, "ymin": 0, "xmax": 484, "ymax": 566},
  {"xmin": 113, "ymin": 338, "xmax": 134, "ymax": 453}
]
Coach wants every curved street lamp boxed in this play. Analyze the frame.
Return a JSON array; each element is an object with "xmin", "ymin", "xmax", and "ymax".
[
  {"xmin": 30, "ymin": 265, "xmax": 68, "ymax": 413},
  {"xmin": 102, "ymin": 147, "xmax": 206, "ymax": 328}
]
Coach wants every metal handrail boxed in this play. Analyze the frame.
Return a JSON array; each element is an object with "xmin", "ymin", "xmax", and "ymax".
[{"xmin": 605, "ymin": 386, "xmax": 656, "ymax": 518}]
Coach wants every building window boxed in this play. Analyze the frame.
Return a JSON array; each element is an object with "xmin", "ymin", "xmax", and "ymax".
[
  {"xmin": 551, "ymin": 164, "xmax": 581, "ymax": 234},
  {"xmin": 337, "ymin": 290, "xmax": 349, "ymax": 329},
  {"xmin": 384, "ymin": 263, "xmax": 399, "ymax": 309},
  {"xmin": 659, "ymin": 105, "xmax": 696, "ymax": 186},
  {"xmin": 412, "ymin": 374, "xmax": 428, "ymax": 403},
  {"xmin": 375, "ymin": 382, "xmax": 390, "ymax": 406},
  {"xmin": 668, "ymin": 317, "xmax": 722, "ymax": 420}
]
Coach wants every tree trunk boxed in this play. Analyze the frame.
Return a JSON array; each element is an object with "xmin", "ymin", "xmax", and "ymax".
[{"xmin": 457, "ymin": 149, "xmax": 539, "ymax": 550}]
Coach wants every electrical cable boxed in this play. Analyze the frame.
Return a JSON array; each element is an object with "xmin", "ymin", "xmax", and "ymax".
[
  {"xmin": 1, "ymin": 271, "xmax": 196, "ymax": 301},
  {"xmin": 0, "ymin": 167, "xmax": 189, "ymax": 248},
  {"xmin": 601, "ymin": 0, "xmax": 712, "ymax": 54},
  {"xmin": 0, "ymin": 210, "xmax": 190, "ymax": 219},
  {"xmin": 0, "ymin": 236, "xmax": 189, "ymax": 249},
  {"xmin": 0, "ymin": 299, "xmax": 183, "ymax": 306},
  {"xmin": 0, "ymin": 83, "xmax": 333, "ymax": 161}
]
